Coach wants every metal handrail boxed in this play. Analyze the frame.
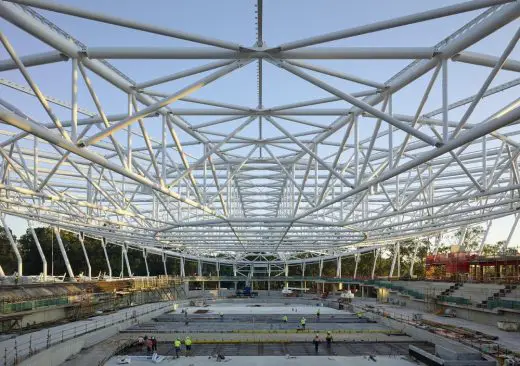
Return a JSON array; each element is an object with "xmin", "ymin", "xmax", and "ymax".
[{"xmin": 1, "ymin": 301, "xmax": 172, "ymax": 366}]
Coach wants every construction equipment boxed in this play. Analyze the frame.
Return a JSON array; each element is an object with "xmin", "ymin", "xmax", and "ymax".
[{"xmin": 235, "ymin": 286, "xmax": 258, "ymax": 297}]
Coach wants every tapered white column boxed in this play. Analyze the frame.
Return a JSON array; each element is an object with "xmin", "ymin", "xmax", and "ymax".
[
  {"xmin": 284, "ymin": 263, "xmax": 289, "ymax": 287},
  {"xmin": 101, "ymin": 238, "xmax": 112, "ymax": 278},
  {"xmin": 1, "ymin": 215, "xmax": 22, "ymax": 276},
  {"xmin": 409, "ymin": 241, "xmax": 420, "ymax": 278},
  {"xmin": 389, "ymin": 244, "xmax": 398, "ymax": 277},
  {"xmin": 505, "ymin": 214, "xmax": 520, "ymax": 252},
  {"xmin": 180, "ymin": 256, "xmax": 186, "ymax": 277},
  {"xmin": 371, "ymin": 249, "xmax": 380, "ymax": 280},
  {"xmin": 28, "ymin": 221, "xmax": 47, "ymax": 280},
  {"xmin": 353, "ymin": 254, "xmax": 360, "ymax": 279},
  {"xmin": 143, "ymin": 249, "xmax": 150, "ymax": 277},
  {"xmin": 122, "ymin": 243, "xmax": 132, "ymax": 277},
  {"xmin": 478, "ymin": 221, "xmax": 492, "ymax": 255},
  {"xmin": 162, "ymin": 253, "xmax": 168, "ymax": 275},
  {"xmin": 53, "ymin": 227, "xmax": 75, "ymax": 281},
  {"xmin": 77, "ymin": 232, "xmax": 91, "ymax": 279}
]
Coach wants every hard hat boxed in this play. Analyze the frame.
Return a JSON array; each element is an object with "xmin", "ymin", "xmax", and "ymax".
[
  {"xmin": 315, "ymin": 333, "xmax": 319, "ymax": 337},
  {"xmin": 327, "ymin": 331, "xmax": 331, "ymax": 334}
]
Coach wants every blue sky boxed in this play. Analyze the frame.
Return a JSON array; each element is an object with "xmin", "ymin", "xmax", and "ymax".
[{"xmin": 1, "ymin": 1, "xmax": 520, "ymax": 247}]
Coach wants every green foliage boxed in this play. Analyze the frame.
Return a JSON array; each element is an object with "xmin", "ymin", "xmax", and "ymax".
[
  {"xmin": 15, "ymin": 227, "xmax": 169, "ymax": 277},
  {"xmin": 4, "ymin": 224, "xmax": 516, "ymax": 279},
  {"xmin": 455, "ymin": 226, "xmax": 484, "ymax": 251},
  {"xmin": 0, "ymin": 228, "xmax": 17, "ymax": 274}
]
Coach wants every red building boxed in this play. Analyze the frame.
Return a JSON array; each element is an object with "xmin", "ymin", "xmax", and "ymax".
[{"xmin": 426, "ymin": 253, "xmax": 520, "ymax": 282}]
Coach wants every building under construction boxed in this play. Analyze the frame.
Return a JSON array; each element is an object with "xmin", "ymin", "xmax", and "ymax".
[
  {"xmin": 426, "ymin": 253, "xmax": 520, "ymax": 282},
  {"xmin": 1, "ymin": 0, "xmax": 520, "ymax": 364}
]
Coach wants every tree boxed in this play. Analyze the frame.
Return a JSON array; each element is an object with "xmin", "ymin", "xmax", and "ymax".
[
  {"xmin": 17, "ymin": 227, "xmax": 169, "ymax": 277},
  {"xmin": 0, "ymin": 228, "xmax": 18, "ymax": 274},
  {"xmin": 455, "ymin": 226, "xmax": 484, "ymax": 252}
]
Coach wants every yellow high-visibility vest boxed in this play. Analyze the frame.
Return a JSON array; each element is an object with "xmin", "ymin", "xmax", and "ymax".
[
  {"xmin": 174, "ymin": 340, "xmax": 181, "ymax": 347},
  {"xmin": 185, "ymin": 338, "xmax": 192, "ymax": 346}
]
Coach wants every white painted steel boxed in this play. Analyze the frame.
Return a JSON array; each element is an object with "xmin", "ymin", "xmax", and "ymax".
[{"xmin": 0, "ymin": 1, "xmax": 519, "ymax": 267}]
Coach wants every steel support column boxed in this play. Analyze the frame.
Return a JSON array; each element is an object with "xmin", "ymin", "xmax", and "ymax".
[
  {"xmin": 504, "ymin": 214, "xmax": 520, "ymax": 252},
  {"xmin": 459, "ymin": 226, "xmax": 468, "ymax": 250},
  {"xmin": 1, "ymin": 215, "xmax": 22, "ymax": 276},
  {"xmin": 371, "ymin": 249, "xmax": 380, "ymax": 280},
  {"xmin": 53, "ymin": 227, "xmax": 75, "ymax": 281},
  {"xmin": 389, "ymin": 243, "xmax": 398, "ymax": 278},
  {"xmin": 409, "ymin": 241, "xmax": 420, "ymax": 278},
  {"xmin": 122, "ymin": 243, "xmax": 133, "ymax": 277},
  {"xmin": 284, "ymin": 262, "xmax": 289, "ymax": 287},
  {"xmin": 28, "ymin": 222, "xmax": 47, "ymax": 281},
  {"xmin": 101, "ymin": 238, "xmax": 112, "ymax": 278},
  {"xmin": 162, "ymin": 253, "xmax": 168, "ymax": 275},
  {"xmin": 267, "ymin": 263, "xmax": 271, "ymax": 296},
  {"xmin": 180, "ymin": 256, "xmax": 186, "ymax": 277},
  {"xmin": 77, "ymin": 232, "xmax": 91, "ymax": 279},
  {"xmin": 143, "ymin": 249, "xmax": 150, "ymax": 277},
  {"xmin": 353, "ymin": 254, "xmax": 360, "ymax": 279},
  {"xmin": 478, "ymin": 221, "xmax": 493, "ymax": 255}
]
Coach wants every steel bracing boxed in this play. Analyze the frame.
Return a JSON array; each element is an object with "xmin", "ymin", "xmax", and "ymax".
[{"xmin": 1, "ymin": 0, "xmax": 520, "ymax": 269}]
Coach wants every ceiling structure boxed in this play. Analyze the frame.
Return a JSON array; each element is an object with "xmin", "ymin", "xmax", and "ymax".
[{"xmin": 1, "ymin": 0, "xmax": 520, "ymax": 264}]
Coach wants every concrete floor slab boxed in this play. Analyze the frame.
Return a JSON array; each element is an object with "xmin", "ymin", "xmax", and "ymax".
[
  {"xmin": 125, "ymin": 321, "xmax": 390, "ymax": 333},
  {"xmin": 355, "ymin": 299, "xmax": 520, "ymax": 352},
  {"xmin": 186, "ymin": 303, "xmax": 343, "ymax": 315},
  {"xmin": 122, "ymin": 340, "xmax": 432, "ymax": 357},
  {"xmin": 105, "ymin": 355, "xmax": 420, "ymax": 365}
]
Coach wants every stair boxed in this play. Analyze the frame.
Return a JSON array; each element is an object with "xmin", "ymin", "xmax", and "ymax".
[
  {"xmin": 478, "ymin": 284, "xmax": 517, "ymax": 309},
  {"xmin": 439, "ymin": 282, "xmax": 462, "ymax": 297}
]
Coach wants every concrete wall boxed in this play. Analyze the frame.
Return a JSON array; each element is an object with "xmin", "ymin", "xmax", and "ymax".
[
  {"xmin": 20, "ymin": 307, "xmax": 67, "ymax": 328},
  {"xmin": 19, "ymin": 304, "xmax": 173, "ymax": 366},
  {"xmin": 409, "ymin": 345, "xmax": 495, "ymax": 366},
  {"xmin": 362, "ymin": 308, "xmax": 479, "ymax": 354},
  {"xmin": 388, "ymin": 294, "xmax": 520, "ymax": 327}
]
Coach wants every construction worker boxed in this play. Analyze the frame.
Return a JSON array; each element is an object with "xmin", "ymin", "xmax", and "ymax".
[
  {"xmin": 316, "ymin": 308, "xmax": 321, "ymax": 319},
  {"xmin": 326, "ymin": 331, "xmax": 333, "ymax": 349},
  {"xmin": 282, "ymin": 315, "xmax": 288, "ymax": 323},
  {"xmin": 312, "ymin": 333, "xmax": 321, "ymax": 354},
  {"xmin": 151, "ymin": 336, "xmax": 157, "ymax": 352},
  {"xmin": 174, "ymin": 338, "xmax": 181, "ymax": 358},
  {"xmin": 300, "ymin": 317, "xmax": 306, "ymax": 330},
  {"xmin": 219, "ymin": 311, "xmax": 224, "ymax": 321},
  {"xmin": 185, "ymin": 336, "xmax": 192, "ymax": 356}
]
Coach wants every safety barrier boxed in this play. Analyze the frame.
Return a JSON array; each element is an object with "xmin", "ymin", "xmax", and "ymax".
[
  {"xmin": 437, "ymin": 295, "xmax": 472, "ymax": 306},
  {"xmin": 373, "ymin": 281, "xmax": 425, "ymax": 300},
  {"xmin": 1, "ymin": 297, "xmax": 69, "ymax": 314},
  {"xmin": 1, "ymin": 301, "xmax": 173, "ymax": 366},
  {"xmin": 486, "ymin": 299, "xmax": 520, "ymax": 310},
  {"xmin": 228, "ymin": 329, "xmax": 403, "ymax": 335},
  {"xmin": 186, "ymin": 336, "xmax": 403, "ymax": 344}
]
